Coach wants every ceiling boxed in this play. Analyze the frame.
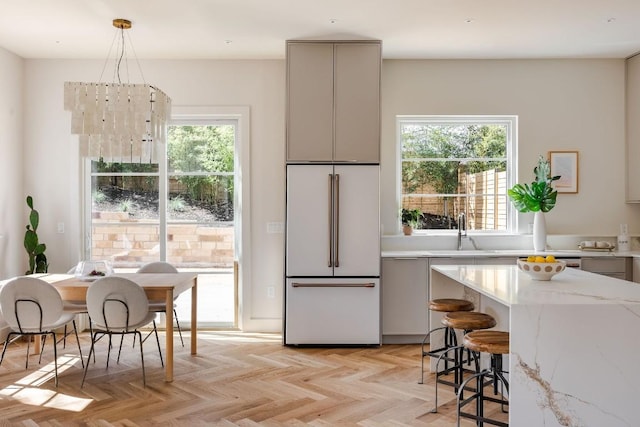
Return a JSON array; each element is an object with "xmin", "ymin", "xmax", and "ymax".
[{"xmin": 2, "ymin": 0, "xmax": 640, "ymax": 60}]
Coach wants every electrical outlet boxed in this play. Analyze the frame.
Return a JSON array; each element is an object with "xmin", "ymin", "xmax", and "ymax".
[
  {"xmin": 57, "ymin": 222, "xmax": 65, "ymax": 233},
  {"xmin": 267, "ymin": 286, "xmax": 275, "ymax": 298}
]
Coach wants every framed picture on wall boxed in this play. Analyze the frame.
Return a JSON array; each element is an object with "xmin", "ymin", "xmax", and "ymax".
[{"xmin": 549, "ymin": 151, "xmax": 579, "ymax": 193}]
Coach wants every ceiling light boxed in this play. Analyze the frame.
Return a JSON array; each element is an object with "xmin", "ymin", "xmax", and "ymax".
[
  {"xmin": 607, "ymin": 17, "xmax": 616, "ymax": 23},
  {"xmin": 63, "ymin": 18, "xmax": 171, "ymax": 162}
]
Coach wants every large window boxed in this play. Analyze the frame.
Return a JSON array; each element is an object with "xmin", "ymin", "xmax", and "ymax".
[{"xmin": 399, "ymin": 116, "xmax": 516, "ymax": 233}]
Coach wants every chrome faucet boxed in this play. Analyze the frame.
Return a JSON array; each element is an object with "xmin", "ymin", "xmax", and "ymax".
[{"xmin": 457, "ymin": 212, "xmax": 466, "ymax": 250}]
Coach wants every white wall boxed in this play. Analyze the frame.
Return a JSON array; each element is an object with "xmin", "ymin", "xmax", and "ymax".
[
  {"xmin": 0, "ymin": 46, "xmax": 24, "ymax": 339},
  {"xmin": 380, "ymin": 59, "xmax": 640, "ymax": 237},
  {"xmin": 14, "ymin": 57, "xmax": 640, "ymax": 332},
  {"xmin": 0, "ymin": 47, "xmax": 24, "ymax": 279}
]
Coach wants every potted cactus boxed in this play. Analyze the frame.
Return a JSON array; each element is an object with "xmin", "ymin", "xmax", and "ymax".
[{"xmin": 24, "ymin": 195, "xmax": 48, "ymax": 274}]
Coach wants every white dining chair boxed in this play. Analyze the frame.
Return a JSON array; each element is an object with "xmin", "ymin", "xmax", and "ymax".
[
  {"xmin": 82, "ymin": 276, "xmax": 163, "ymax": 387},
  {"xmin": 0, "ymin": 276, "xmax": 84, "ymax": 387},
  {"xmin": 136, "ymin": 261, "xmax": 184, "ymax": 347}
]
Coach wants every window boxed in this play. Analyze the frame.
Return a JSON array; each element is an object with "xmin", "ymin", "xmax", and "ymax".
[{"xmin": 398, "ymin": 115, "xmax": 516, "ymax": 233}]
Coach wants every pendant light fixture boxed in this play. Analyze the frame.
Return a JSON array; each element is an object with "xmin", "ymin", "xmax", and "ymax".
[{"xmin": 64, "ymin": 18, "xmax": 171, "ymax": 162}]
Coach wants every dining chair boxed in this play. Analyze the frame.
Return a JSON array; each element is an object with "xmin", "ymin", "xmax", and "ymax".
[
  {"xmin": 82, "ymin": 276, "xmax": 163, "ymax": 387},
  {"xmin": 136, "ymin": 261, "xmax": 184, "ymax": 347},
  {"xmin": 0, "ymin": 276, "xmax": 84, "ymax": 387}
]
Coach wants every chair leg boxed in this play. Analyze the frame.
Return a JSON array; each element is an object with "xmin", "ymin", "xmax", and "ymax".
[
  {"xmin": 82, "ymin": 331, "xmax": 98, "ymax": 388},
  {"xmin": 136, "ymin": 331, "xmax": 146, "ymax": 387},
  {"xmin": 51, "ymin": 332, "xmax": 59, "ymax": 387},
  {"xmin": 174, "ymin": 309, "xmax": 184, "ymax": 347},
  {"xmin": 153, "ymin": 320, "xmax": 164, "ymax": 368},
  {"xmin": 71, "ymin": 320, "xmax": 84, "ymax": 369},
  {"xmin": 0, "ymin": 332, "xmax": 16, "ymax": 367}
]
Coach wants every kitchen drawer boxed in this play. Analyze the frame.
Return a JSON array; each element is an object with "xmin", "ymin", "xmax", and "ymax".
[
  {"xmin": 285, "ymin": 278, "xmax": 380, "ymax": 345},
  {"xmin": 581, "ymin": 257, "xmax": 631, "ymax": 280}
]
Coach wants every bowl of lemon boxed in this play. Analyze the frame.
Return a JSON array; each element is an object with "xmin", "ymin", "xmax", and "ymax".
[{"xmin": 517, "ymin": 255, "xmax": 566, "ymax": 281}]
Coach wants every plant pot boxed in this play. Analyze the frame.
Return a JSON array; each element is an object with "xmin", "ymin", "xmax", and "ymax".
[{"xmin": 402, "ymin": 225, "xmax": 413, "ymax": 236}]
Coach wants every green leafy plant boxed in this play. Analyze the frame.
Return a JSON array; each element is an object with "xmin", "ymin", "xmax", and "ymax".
[
  {"xmin": 507, "ymin": 155, "xmax": 560, "ymax": 213},
  {"xmin": 401, "ymin": 208, "xmax": 424, "ymax": 228},
  {"xmin": 24, "ymin": 195, "xmax": 48, "ymax": 274}
]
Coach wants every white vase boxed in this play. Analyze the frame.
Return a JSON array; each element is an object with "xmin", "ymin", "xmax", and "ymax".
[{"xmin": 533, "ymin": 211, "xmax": 547, "ymax": 252}]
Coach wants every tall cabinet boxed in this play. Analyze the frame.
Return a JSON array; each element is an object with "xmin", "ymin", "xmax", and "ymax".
[
  {"xmin": 286, "ymin": 40, "xmax": 381, "ymax": 163},
  {"xmin": 284, "ymin": 40, "xmax": 382, "ymax": 345}
]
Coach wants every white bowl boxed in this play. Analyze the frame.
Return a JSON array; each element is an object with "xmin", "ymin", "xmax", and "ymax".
[{"xmin": 517, "ymin": 259, "xmax": 566, "ymax": 281}]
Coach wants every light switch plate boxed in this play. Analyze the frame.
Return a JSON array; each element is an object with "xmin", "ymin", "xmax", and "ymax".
[{"xmin": 267, "ymin": 222, "xmax": 284, "ymax": 234}]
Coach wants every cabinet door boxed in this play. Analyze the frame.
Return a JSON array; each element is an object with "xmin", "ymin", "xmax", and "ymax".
[
  {"xmin": 286, "ymin": 42, "xmax": 334, "ymax": 162},
  {"xmin": 382, "ymin": 258, "xmax": 428, "ymax": 335},
  {"xmin": 334, "ymin": 43, "xmax": 381, "ymax": 163},
  {"xmin": 627, "ymin": 55, "xmax": 640, "ymax": 201},
  {"xmin": 286, "ymin": 165, "xmax": 333, "ymax": 276},
  {"xmin": 334, "ymin": 165, "xmax": 380, "ymax": 276},
  {"xmin": 634, "ymin": 259, "xmax": 640, "ymax": 283}
]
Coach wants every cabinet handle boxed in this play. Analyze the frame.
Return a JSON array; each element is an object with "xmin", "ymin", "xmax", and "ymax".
[
  {"xmin": 292, "ymin": 282, "xmax": 375, "ymax": 288},
  {"xmin": 335, "ymin": 173, "xmax": 340, "ymax": 268},
  {"xmin": 328, "ymin": 173, "xmax": 333, "ymax": 267}
]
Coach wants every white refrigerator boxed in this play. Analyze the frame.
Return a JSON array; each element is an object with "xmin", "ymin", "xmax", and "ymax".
[{"xmin": 284, "ymin": 164, "xmax": 380, "ymax": 345}]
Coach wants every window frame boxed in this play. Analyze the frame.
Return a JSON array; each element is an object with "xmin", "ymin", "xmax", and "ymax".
[{"xmin": 396, "ymin": 115, "xmax": 518, "ymax": 235}]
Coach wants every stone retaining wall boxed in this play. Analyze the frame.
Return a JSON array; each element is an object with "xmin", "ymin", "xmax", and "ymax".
[{"xmin": 91, "ymin": 212, "xmax": 234, "ymax": 267}]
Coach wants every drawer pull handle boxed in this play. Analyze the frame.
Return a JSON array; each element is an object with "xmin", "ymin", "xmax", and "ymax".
[{"xmin": 292, "ymin": 282, "xmax": 375, "ymax": 288}]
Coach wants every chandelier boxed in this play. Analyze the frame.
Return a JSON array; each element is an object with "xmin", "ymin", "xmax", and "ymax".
[{"xmin": 64, "ymin": 18, "xmax": 171, "ymax": 162}]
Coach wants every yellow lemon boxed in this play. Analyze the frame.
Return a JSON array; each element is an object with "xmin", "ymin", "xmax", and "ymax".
[
  {"xmin": 526, "ymin": 255, "xmax": 536, "ymax": 262},
  {"xmin": 534, "ymin": 256, "xmax": 546, "ymax": 263},
  {"xmin": 545, "ymin": 255, "xmax": 556, "ymax": 263}
]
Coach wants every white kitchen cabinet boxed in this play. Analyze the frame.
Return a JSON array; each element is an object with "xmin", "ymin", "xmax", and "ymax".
[
  {"xmin": 627, "ymin": 54, "xmax": 640, "ymax": 202},
  {"xmin": 381, "ymin": 258, "xmax": 428, "ymax": 339},
  {"xmin": 581, "ymin": 257, "xmax": 632, "ymax": 280},
  {"xmin": 633, "ymin": 258, "xmax": 640, "ymax": 283},
  {"xmin": 286, "ymin": 40, "xmax": 381, "ymax": 163}
]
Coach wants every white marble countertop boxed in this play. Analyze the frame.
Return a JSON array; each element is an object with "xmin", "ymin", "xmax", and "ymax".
[{"xmin": 431, "ymin": 264, "xmax": 640, "ymax": 306}]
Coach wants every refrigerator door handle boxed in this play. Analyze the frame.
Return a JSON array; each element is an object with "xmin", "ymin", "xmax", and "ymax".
[
  {"xmin": 291, "ymin": 282, "xmax": 376, "ymax": 288},
  {"xmin": 334, "ymin": 173, "xmax": 340, "ymax": 267},
  {"xmin": 328, "ymin": 173, "xmax": 333, "ymax": 267}
]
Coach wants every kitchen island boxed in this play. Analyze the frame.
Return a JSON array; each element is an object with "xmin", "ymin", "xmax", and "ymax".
[{"xmin": 430, "ymin": 264, "xmax": 640, "ymax": 427}]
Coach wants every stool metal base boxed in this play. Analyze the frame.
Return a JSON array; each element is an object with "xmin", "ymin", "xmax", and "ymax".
[{"xmin": 457, "ymin": 354, "xmax": 509, "ymax": 427}]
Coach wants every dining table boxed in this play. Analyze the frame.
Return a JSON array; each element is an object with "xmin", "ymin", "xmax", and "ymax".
[{"xmin": 40, "ymin": 272, "xmax": 198, "ymax": 382}]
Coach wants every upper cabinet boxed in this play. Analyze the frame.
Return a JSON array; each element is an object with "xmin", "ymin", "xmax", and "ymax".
[
  {"xmin": 286, "ymin": 40, "xmax": 381, "ymax": 163},
  {"xmin": 626, "ymin": 54, "xmax": 640, "ymax": 202}
]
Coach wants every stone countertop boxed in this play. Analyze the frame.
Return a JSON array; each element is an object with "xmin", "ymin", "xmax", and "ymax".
[
  {"xmin": 431, "ymin": 264, "xmax": 640, "ymax": 306},
  {"xmin": 381, "ymin": 249, "xmax": 640, "ymax": 258}
]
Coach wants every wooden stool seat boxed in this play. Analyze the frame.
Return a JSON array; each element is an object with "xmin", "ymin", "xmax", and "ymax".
[
  {"xmin": 463, "ymin": 330, "xmax": 510, "ymax": 355},
  {"xmin": 429, "ymin": 298, "xmax": 474, "ymax": 313},
  {"xmin": 441, "ymin": 311, "xmax": 496, "ymax": 331}
]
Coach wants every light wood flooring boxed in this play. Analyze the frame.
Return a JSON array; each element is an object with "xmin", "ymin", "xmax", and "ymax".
[{"xmin": 0, "ymin": 332, "xmax": 508, "ymax": 425}]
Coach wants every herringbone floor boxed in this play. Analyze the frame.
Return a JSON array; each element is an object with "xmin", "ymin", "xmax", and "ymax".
[{"xmin": 0, "ymin": 332, "xmax": 508, "ymax": 426}]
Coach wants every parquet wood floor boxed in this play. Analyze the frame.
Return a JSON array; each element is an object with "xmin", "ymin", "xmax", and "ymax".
[{"xmin": 0, "ymin": 332, "xmax": 508, "ymax": 426}]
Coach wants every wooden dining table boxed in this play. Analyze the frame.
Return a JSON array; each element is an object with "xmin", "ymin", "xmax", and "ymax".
[{"xmin": 41, "ymin": 272, "xmax": 198, "ymax": 382}]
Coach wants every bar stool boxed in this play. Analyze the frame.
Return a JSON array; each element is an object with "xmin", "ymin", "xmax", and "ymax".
[
  {"xmin": 457, "ymin": 330, "xmax": 510, "ymax": 427},
  {"xmin": 432, "ymin": 311, "xmax": 497, "ymax": 413},
  {"xmin": 419, "ymin": 298, "xmax": 474, "ymax": 384}
]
